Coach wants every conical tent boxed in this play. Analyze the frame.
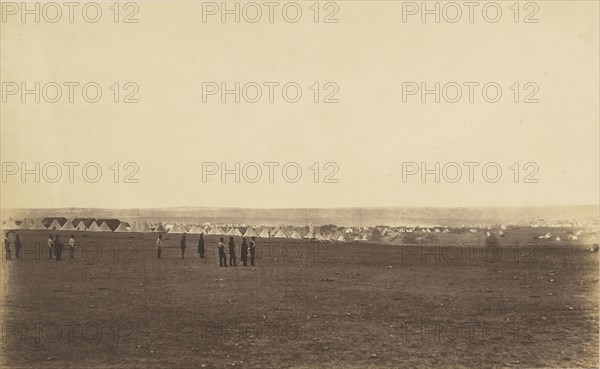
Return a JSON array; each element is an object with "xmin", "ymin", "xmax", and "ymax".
[
  {"xmin": 154, "ymin": 223, "xmax": 166, "ymax": 233},
  {"xmin": 227, "ymin": 228, "xmax": 242, "ymax": 237},
  {"xmin": 273, "ymin": 229, "xmax": 288, "ymax": 238},
  {"xmin": 323, "ymin": 234, "xmax": 331, "ymax": 241},
  {"xmin": 337, "ymin": 235, "xmax": 346, "ymax": 242},
  {"xmin": 129, "ymin": 222, "xmax": 140, "ymax": 232},
  {"xmin": 354, "ymin": 236, "xmax": 361, "ymax": 241},
  {"xmin": 305, "ymin": 230, "xmax": 314, "ymax": 239},
  {"xmin": 188, "ymin": 225, "xmax": 204, "ymax": 234},
  {"xmin": 243, "ymin": 228, "xmax": 259, "ymax": 238},
  {"xmin": 75, "ymin": 221, "xmax": 87, "ymax": 231},
  {"xmin": 17, "ymin": 219, "xmax": 30, "ymax": 230},
  {"xmin": 88, "ymin": 221, "xmax": 101, "ymax": 232},
  {"xmin": 290, "ymin": 231, "xmax": 302, "ymax": 239},
  {"xmin": 4, "ymin": 219, "xmax": 18, "ymax": 230},
  {"xmin": 140, "ymin": 222, "xmax": 152, "ymax": 233},
  {"xmin": 48, "ymin": 219, "xmax": 62, "ymax": 230},
  {"xmin": 99, "ymin": 221, "xmax": 112, "ymax": 232},
  {"xmin": 30, "ymin": 218, "xmax": 47, "ymax": 230},
  {"xmin": 555, "ymin": 236, "xmax": 561, "ymax": 241},
  {"xmin": 315, "ymin": 233, "xmax": 324, "ymax": 241},
  {"xmin": 61, "ymin": 221, "xmax": 76, "ymax": 231},
  {"xmin": 258, "ymin": 228, "xmax": 270, "ymax": 238},
  {"xmin": 360, "ymin": 234, "xmax": 369, "ymax": 241},
  {"xmin": 168, "ymin": 224, "xmax": 185, "ymax": 234},
  {"xmin": 114, "ymin": 223, "xmax": 129, "ymax": 232}
]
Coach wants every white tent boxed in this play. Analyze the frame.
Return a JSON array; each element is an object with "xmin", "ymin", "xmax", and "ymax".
[
  {"xmin": 273, "ymin": 229, "xmax": 288, "ymax": 238},
  {"xmin": 486, "ymin": 231, "xmax": 492, "ymax": 237},
  {"xmin": 168, "ymin": 224, "xmax": 185, "ymax": 234},
  {"xmin": 500, "ymin": 224, "xmax": 507, "ymax": 230},
  {"xmin": 140, "ymin": 222, "xmax": 152, "ymax": 233},
  {"xmin": 61, "ymin": 221, "xmax": 76, "ymax": 231},
  {"xmin": 209, "ymin": 226, "xmax": 225, "ymax": 235},
  {"xmin": 354, "ymin": 236, "xmax": 361, "ymax": 241},
  {"xmin": 555, "ymin": 236, "xmax": 561, "ymax": 241},
  {"xmin": 443, "ymin": 228, "xmax": 450, "ymax": 233},
  {"xmin": 17, "ymin": 219, "xmax": 31, "ymax": 230},
  {"xmin": 337, "ymin": 235, "xmax": 346, "ymax": 242},
  {"xmin": 290, "ymin": 231, "xmax": 302, "ymax": 239},
  {"xmin": 48, "ymin": 219, "xmax": 62, "ymax": 230},
  {"xmin": 361, "ymin": 234, "xmax": 369, "ymax": 241},
  {"xmin": 305, "ymin": 230, "xmax": 314, "ymax": 239},
  {"xmin": 75, "ymin": 221, "xmax": 87, "ymax": 231},
  {"xmin": 434, "ymin": 228, "xmax": 441, "ymax": 233},
  {"xmin": 3, "ymin": 219, "xmax": 19, "ymax": 230},
  {"xmin": 568, "ymin": 234, "xmax": 578, "ymax": 240},
  {"xmin": 243, "ymin": 228, "xmax": 259, "ymax": 238},
  {"xmin": 315, "ymin": 233, "xmax": 324, "ymax": 241},
  {"xmin": 323, "ymin": 234, "xmax": 331, "ymax": 241},
  {"xmin": 114, "ymin": 222, "xmax": 129, "ymax": 232},
  {"xmin": 258, "ymin": 228, "xmax": 270, "ymax": 238},
  {"xmin": 153, "ymin": 223, "xmax": 166, "ymax": 233},
  {"xmin": 87, "ymin": 221, "xmax": 101, "ymax": 232},
  {"xmin": 99, "ymin": 221, "xmax": 112, "ymax": 232},
  {"xmin": 227, "ymin": 228, "xmax": 242, "ymax": 237},
  {"xmin": 498, "ymin": 230, "xmax": 505, "ymax": 236},
  {"xmin": 188, "ymin": 225, "xmax": 204, "ymax": 234}
]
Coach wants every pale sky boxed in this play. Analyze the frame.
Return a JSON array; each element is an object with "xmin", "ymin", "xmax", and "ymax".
[{"xmin": 1, "ymin": 1, "xmax": 598, "ymax": 209}]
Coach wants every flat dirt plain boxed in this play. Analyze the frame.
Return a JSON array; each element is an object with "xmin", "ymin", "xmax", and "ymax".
[{"xmin": 0, "ymin": 229, "xmax": 598, "ymax": 368}]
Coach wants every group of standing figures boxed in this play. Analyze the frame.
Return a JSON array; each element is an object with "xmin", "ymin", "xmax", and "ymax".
[
  {"xmin": 156, "ymin": 233, "xmax": 257, "ymax": 266},
  {"xmin": 3, "ymin": 232, "xmax": 76, "ymax": 261}
]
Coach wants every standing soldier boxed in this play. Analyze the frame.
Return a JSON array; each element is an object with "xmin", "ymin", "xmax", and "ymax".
[
  {"xmin": 249, "ymin": 237, "xmax": 256, "ymax": 266},
  {"xmin": 240, "ymin": 238, "xmax": 248, "ymax": 266},
  {"xmin": 3, "ymin": 233, "xmax": 11, "ymax": 260},
  {"xmin": 47, "ymin": 235, "xmax": 54, "ymax": 259},
  {"xmin": 156, "ymin": 234, "xmax": 163, "ymax": 259},
  {"xmin": 198, "ymin": 233, "xmax": 205, "ymax": 258},
  {"xmin": 218, "ymin": 237, "xmax": 227, "ymax": 267},
  {"xmin": 228, "ymin": 237, "xmax": 237, "ymax": 267},
  {"xmin": 68, "ymin": 234, "xmax": 76, "ymax": 261},
  {"xmin": 180, "ymin": 234, "xmax": 187, "ymax": 259},
  {"xmin": 54, "ymin": 235, "xmax": 63, "ymax": 261},
  {"xmin": 14, "ymin": 234, "xmax": 22, "ymax": 259}
]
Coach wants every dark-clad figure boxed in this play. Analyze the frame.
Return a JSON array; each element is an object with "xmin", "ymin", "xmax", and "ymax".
[
  {"xmin": 14, "ymin": 234, "xmax": 22, "ymax": 259},
  {"xmin": 198, "ymin": 233, "xmax": 205, "ymax": 258},
  {"xmin": 69, "ymin": 234, "xmax": 75, "ymax": 261},
  {"xmin": 241, "ymin": 238, "xmax": 248, "ymax": 266},
  {"xmin": 249, "ymin": 237, "xmax": 256, "ymax": 266},
  {"xmin": 54, "ymin": 235, "xmax": 63, "ymax": 261},
  {"xmin": 218, "ymin": 237, "xmax": 227, "ymax": 267},
  {"xmin": 47, "ymin": 235, "xmax": 54, "ymax": 259},
  {"xmin": 180, "ymin": 235, "xmax": 187, "ymax": 259},
  {"xmin": 3, "ymin": 233, "xmax": 11, "ymax": 260},
  {"xmin": 156, "ymin": 234, "xmax": 163, "ymax": 259},
  {"xmin": 228, "ymin": 237, "xmax": 237, "ymax": 266}
]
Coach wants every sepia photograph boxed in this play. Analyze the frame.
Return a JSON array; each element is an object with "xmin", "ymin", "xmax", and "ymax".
[{"xmin": 1, "ymin": 1, "xmax": 599, "ymax": 368}]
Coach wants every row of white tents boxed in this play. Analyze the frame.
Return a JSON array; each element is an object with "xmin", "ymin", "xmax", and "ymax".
[{"xmin": 1, "ymin": 219, "xmax": 369, "ymax": 242}]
